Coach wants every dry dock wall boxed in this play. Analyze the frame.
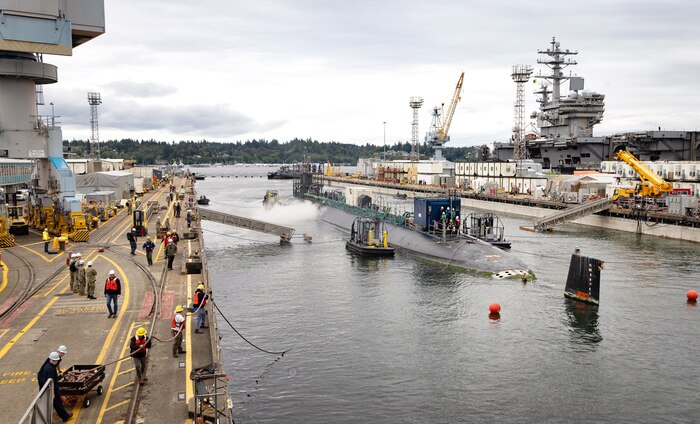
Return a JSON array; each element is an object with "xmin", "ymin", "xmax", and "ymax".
[{"xmin": 327, "ymin": 180, "xmax": 700, "ymax": 243}]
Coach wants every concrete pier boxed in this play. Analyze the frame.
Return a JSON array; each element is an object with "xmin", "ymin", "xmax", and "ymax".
[{"xmin": 0, "ymin": 177, "xmax": 231, "ymax": 423}]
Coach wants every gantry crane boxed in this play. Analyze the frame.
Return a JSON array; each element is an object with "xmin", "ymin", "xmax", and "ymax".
[
  {"xmin": 425, "ymin": 72, "xmax": 465, "ymax": 161},
  {"xmin": 612, "ymin": 149, "xmax": 673, "ymax": 201}
]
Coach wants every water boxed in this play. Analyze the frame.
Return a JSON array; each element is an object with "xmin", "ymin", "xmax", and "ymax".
[{"xmin": 192, "ymin": 166, "xmax": 700, "ymax": 423}]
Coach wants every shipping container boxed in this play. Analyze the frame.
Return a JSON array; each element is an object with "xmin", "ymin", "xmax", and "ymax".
[{"xmin": 413, "ymin": 197, "xmax": 461, "ymax": 230}]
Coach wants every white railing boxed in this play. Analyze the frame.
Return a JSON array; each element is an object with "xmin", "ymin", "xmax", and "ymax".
[{"xmin": 19, "ymin": 378, "xmax": 54, "ymax": 424}]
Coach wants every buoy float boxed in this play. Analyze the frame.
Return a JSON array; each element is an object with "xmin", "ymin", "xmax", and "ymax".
[
  {"xmin": 688, "ymin": 290, "xmax": 698, "ymax": 302},
  {"xmin": 489, "ymin": 303, "xmax": 501, "ymax": 314}
]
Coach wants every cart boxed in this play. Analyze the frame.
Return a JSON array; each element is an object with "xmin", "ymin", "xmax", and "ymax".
[{"xmin": 57, "ymin": 365, "xmax": 105, "ymax": 408}]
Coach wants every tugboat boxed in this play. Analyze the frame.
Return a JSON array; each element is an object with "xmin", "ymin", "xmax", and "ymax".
[
  {"xmin": 346, "ymin": 217, "xmax": 395, "ymax": 256},
  {"xmin": 262, "ymin": 190, "xmax": 279, "ymax": 208},
  {"xmin": 267, "ymin": 166, "xmax": 295, "ymax": 179},
  {"xmin": 197, "ymin": 195, "xmax": 210, "ymax": 205},
  {"xmin": 462, "ymin": 213, "xmax": 511, "ymax": 249},
  {"xmin": 394, "ymin": 192, "xmax": 408, "ymax": 200}
]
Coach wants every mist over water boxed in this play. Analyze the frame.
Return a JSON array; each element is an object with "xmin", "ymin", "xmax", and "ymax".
[{"xmin": 194, "ymin": 166, "xmax": 700, "ymax": 424}]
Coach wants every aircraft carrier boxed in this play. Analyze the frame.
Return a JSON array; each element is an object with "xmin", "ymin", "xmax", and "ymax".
[{"xmin": 493, "ymin": 37, "xmax": 700, "ymax": 172}]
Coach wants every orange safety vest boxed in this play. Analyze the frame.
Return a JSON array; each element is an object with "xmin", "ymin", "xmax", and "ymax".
[
  {"xmin": 105, "ymin": 277, "xmax": 118, "ymax": 291},
  {"xmin": 194, "ymin": 291, "xmax": 206, "ymax": 307}
]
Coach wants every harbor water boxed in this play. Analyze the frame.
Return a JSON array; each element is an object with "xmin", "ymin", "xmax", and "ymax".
[{"xmin": 195, "ymin": 166, "xmax": 700, "ymax": 423}]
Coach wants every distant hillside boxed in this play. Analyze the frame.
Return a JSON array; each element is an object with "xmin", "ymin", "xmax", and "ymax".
[{"xmin": 63, "ymin": 138, "xmax": 484, "ymax": 165}]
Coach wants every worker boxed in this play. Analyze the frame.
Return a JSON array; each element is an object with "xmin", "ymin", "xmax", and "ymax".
[
  {"xmin": 175, "ymin": 201, "xmax": 182, "ymax": 218},
  {"xmin": 162, "ymin": 232, "xmax": 171, "ymax": 246},
  {"xmin": 77, "ymin": 259, "xmax": 86, "ymax": 296},
  {"xmin": 127, "ymin": 228, "xmax": 138, "ymax": 255},
  {"xmin": 104, "ymin": 270, "xmax": 121, "ymax": 318},
  {"xmin": 42, "ymin": 344, "xmax": 68, "ymax": 374},
  {"xmin": 37, "ymin": 352, "xmax": 72, "ymax": 422},
  {"xmin": 163, "ymin": 217, "xmax": 171, "ymax": 232},
  {"xmin": 142, "ymin": 237, "xmax": 156, "ymax": 266},
  {"xmin": 68, "ymin": 254, "xmax": 78, "ymax": 293},
  {"xmin": 86, "ymin": 261, "xmax": 97, "ymax": 299},
  {"xmin": 193, "ymin": 284, "xmax": 209, "ymax": 333},
  {"xmin": 130, "ymin": 327, "xmax": 152, "ymax": 384},
  {"xmin": 165, "ymin": 238, "xmax": 177, "ymax": 270},
  {"xmin": 171, "ymin": 230, "xmax": 180, "ymax": 244},
  {"xmin": 155, "ymin": 217, "xmax": 161, "ymax": 237},
  {"xmin": 126, "ymin": 200, "xmax": 132, "ymax": 215},
  {"xmin": 172, "ymin": 305, "xmax": 186, "ymax": 358},
  {"xmin": 186, "ymin": 210, "xmax": 192, "ymax": 229},
  {"xmin": 42, "ymin": 228, "xmax": 50, "ymax": 253}
]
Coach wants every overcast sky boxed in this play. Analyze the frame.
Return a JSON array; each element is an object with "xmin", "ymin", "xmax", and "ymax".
[{"xmin": 44, "ymin": 0, "xmax": 699, "ymax": 147}]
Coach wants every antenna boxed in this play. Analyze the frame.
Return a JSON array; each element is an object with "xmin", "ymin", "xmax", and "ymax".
[
  {"xmin": 511, "ymin": 65, "xmax": 533, "ymax": 160},
  {"xmin": 87, "ymin": 92, "xmax": 102, "ymax": 158},
  {"xmin": 409, "ymin": 96, "xmax": 424, "ymax": 161}
]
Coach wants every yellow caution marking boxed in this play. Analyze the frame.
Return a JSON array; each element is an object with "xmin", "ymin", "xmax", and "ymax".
[
  {"xmin": 185, "ymin": 274, "xmax": 194, "ymax": 408},
  {"xmin": 0, "ymin": 262, "xmax": 8, "ymax": 294}
]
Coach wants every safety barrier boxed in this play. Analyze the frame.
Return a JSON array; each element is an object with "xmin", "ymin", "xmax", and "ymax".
[
  {"xmin": 19, "ymin": 378, "xmax": 53, "ymax": 424},
  {"xmin": 0, "ymin": 233, "xmax": 15, "ymax": 247},
  {"xmin": 69, "ymin": 229, "xmax": 90, "ymax": 242}
]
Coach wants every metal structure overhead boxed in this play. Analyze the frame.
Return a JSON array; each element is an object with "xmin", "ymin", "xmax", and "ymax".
[
  {"xmin": 511, "ymin": 65, "xmax": 533, "ymax": 160},
  {"xmin": 409, "ymin": 96, "xmax": 424, "ymax": 162},
  {"xmin": 425, "ymin": 72, "xmax": 464, "ymax": 161},
  {"xmin": 88, "ymin": 91, "xmax": 102, "ymax": 158}
]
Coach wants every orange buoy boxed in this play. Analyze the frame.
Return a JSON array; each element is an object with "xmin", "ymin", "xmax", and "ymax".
[
  {"xmin": 489, "ymin": 303, "xmax": 501, "ymax": 314},
  {"xmin": 688, "ymin": 290, "xmax": 698, "ymax": 302}
]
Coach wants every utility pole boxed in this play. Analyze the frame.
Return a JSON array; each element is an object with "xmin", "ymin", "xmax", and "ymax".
[{"xmin": 383, "ymin": 121, "xmax": 386, "ymax": 162}]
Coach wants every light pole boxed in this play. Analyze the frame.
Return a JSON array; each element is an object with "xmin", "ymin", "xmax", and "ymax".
[
  {"xmin": 50, "ymin": 102, "xmax": 55, "ymax": 127},
  {"xmin": 383, "ymin": 121, "xmax": 387, "ymax": 162}
]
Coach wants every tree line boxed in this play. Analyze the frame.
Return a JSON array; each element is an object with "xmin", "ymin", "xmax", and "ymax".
[{"xmin": 64, "ymin": 138, "xmax": 486, "ymax": 165}]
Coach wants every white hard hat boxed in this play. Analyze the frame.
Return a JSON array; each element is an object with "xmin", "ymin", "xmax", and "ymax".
[
  {"xmin": 132, "ymin": 228, "xmax": 136, "ymax": 231},
  {"xmin": 168, "ymin": 238, "xmax": 173, "ymax": 242},
  {"xmin": 77, "ymin": 253, "xmax": 82, "ymax": 257},
  {"xmin": 57, "ymin": 345, "xmax": 68, "ymax": 354},
  {"xmin": 87, "ymin": 261, "xmax": 93, "ymax": 266},
  {"xmin": 109, "ymin": 270, "xmax": 115, "ymax": 275},
  {"xmin": 70, "ymin": 253, "xmax": 76, "ymax": 258},
  {"xmin": 49, "ymin": 352, "xmax": 60, "ymax": 361},
  {"xmin": 79, "ymin": 260, "xmax": 84, "ymax": 265}
]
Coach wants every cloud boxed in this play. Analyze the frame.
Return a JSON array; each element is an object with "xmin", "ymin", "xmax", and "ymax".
[{"xmin": 106, "ymin": 81, "xmax": 177, "ymax": 98}]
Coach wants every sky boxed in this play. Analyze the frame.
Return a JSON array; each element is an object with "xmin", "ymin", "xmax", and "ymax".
[{"xmin": 43, "ymin": 0, "xmax": 700, "ymax": 148}]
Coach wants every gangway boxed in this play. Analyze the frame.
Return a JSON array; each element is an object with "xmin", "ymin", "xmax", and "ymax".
[
  {"xmin": 198, "ymin": 209, "xmax": 296, "ymax": 243},
  {"xmin": 534, "ymin": 198, "xmax": 614, "ymax": 231}
]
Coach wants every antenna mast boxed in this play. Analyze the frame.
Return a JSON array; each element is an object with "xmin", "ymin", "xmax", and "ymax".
[{"xmin": 511, "ymin": 65, "xmax": 533, "ymax": 160}]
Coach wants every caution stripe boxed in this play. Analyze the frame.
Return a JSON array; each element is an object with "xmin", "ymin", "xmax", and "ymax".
[
  {"xmin": 68, "ymin": 229, "xmax": 89, "ymax": 242},
  {"xmin": 0, "ymin": 40, "xmax": 71, "ymax": 56},
  {"xmin": 0, "ymin": 234, "xmax": 15, "ymax": 248}
]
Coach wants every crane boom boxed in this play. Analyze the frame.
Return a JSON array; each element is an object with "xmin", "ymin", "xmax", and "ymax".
[
  {"xmin": 439, "ymin": 72, "xmax": 464, "ymax": 141},
  {"xmin": 615, "ymin": 150, "xmax": 672, "ymax": 197}
]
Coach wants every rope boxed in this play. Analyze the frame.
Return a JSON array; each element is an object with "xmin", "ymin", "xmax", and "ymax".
[{"xmin": 211, "ymin": 299, "xmax": 291, "ymax": 356}]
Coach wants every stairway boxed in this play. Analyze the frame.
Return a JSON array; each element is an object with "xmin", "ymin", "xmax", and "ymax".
[{"xmin": 535, "ymin": 198, "xmax": 614, "ymax": 231}]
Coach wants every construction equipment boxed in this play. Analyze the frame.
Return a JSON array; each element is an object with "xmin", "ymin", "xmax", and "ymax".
[
  {"xmin": 425, "ymin": 72, "xmax": 465, "ymax": 161},
  {"xmin": 0, "ymin": 203, "xmax": 15, "ymax": 247},
  {"xmin": 7, "ymin": 206, "xmax": 29, "ymax": 235},
  {"xmin": 612, "ymin": 149, "xmax": 673, "ymax": 201}
]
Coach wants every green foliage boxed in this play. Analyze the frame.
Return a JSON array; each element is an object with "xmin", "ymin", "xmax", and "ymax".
[{"xmin": 64, "ymin": 138, "xmax": 479, "ymax": 165}]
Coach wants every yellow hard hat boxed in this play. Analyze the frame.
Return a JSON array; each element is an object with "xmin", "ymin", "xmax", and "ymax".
[
  {"xmin": 175, "ymin": 305, "xmax": 184, "ymax": 313},
  {"xmin": 44, "ymin": 228, "xmax": 48, "ymax": 231},
  {"xmin": 135, "ymin": 327, "xmax": 147, "ymax": 336},
  {"xmin": 197, "ymin": 284, "xmax": 205, "ymax": 290}
]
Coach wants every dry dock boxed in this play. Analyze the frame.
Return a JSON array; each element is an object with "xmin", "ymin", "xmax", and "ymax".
[{"xmin": 0, "ymin": 177, "xmax": 231, "ymax": 423}]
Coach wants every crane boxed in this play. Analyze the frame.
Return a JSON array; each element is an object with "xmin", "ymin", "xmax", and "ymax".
[
  {"xmin": 612, "ymin": 149, "xmax": 673, "ymax": 201},
  {"xmin": 425, "ymin": 72, "xmax": 464, "ymax": 161}
]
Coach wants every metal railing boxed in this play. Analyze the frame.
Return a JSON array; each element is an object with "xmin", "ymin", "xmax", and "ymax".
[{"xmin": 19, "ymin": 378, "xmax": 54, "ymax": 424}]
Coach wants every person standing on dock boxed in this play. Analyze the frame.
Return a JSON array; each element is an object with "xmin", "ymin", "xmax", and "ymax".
[
  {"xmin": 42, "ymin": 228, "xmax": 50, "ymax": 253},
  {"xmin": 172, "ymin": 305, "xmax": 186, "ymax": 358},
  {"xmin": 129, "ymin": 327, "xmax": 152, "ymax": 384},
  {"xmin": 128, "ymin": 228, "xmax": 138, "ymax": 255},
  {"xmin": 165, "ymin": 238, "xmax": 177, "ymax": 270},
  {"xmin": 186, "ymin": 210, "xmax": 192, "ymax": 229},
  {"xmin": 104, "ymin": 270, "xmax": 121, "ymax": 318},
  {"xmin": 193, "ymin": 284, "xmax": 209, "ymax": 333},
  {"xmin": 37, "ymin": 352, "xmax": 72, "ymax": 422},
  {"xmin": 142, "ymin": 237, "xmax": 155, "ymax": 266},
  {"xmin": 86, "ymin": 261, "xmax": 97, "ymax": 299},
  {"xmin": 68, "ymin": 254, "xmax": 78, "ymax": 293},
  {"xmin": 175, "ymin": 201, "xmax": 182, "ymax": 218},
  {"xmin": 77, "ymin": 260, "xmax": 86, "ymax": 296}
]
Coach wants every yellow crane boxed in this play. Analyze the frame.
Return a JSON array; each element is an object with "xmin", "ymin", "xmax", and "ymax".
[
  {"xmin": 426, "ymin": 72, "xmax": 465, "ymax": 160},
  {"xmin": 612, "ymin": 149, "xmax": 673, "ymax": 200}
]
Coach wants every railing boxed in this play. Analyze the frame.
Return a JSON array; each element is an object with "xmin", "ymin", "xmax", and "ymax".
[{"xmin": 19, "ymin": 379, "xmax": 54, "ymax": 424}]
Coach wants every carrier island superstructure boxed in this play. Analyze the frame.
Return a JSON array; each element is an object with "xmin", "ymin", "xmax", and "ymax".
[{"xmin": 492, "ymin": 37, "xmax": 699, "ymax": 171}]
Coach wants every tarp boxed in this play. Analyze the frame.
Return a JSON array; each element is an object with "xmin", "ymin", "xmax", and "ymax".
[{"xmin": 76, "ymin": 171, "xmax": 134, "ymax": 200}]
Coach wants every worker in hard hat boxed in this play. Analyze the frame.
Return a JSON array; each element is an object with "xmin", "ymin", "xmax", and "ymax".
[
  {"xmin": 193, "ymin": 283, "xmax": 209, "ymax": 333},
  {"xmin": 104, "ymin": 270, "xmax": 121, "ymax": 318},
  {"xmin": 165, "ymin": 238, "xmax": 177, "ymax": 270},
  {"xmin": 171, "ymin": 305, "xmax": 186, "ymax": 358},
  {"xmin": 86, "ymin": 261, "xmax": 97, "ymax": 299},
  {"xmin": 127, "ymin": 228, "xmax": 138, "ymax": 255},
  {"xmin": 42, "ymin": 228, "xmax": 50, "ymax": 253},
  {"xmin": 77, "ymin": 260, "xmax": 86, "ymax": 296},
  {"xmin": 37, "ymin": 352, "xmax": 71, "ymax": 421},
  {"xmin": 129, "ymin": 327, "xmax": 152, "ymax": 384}
]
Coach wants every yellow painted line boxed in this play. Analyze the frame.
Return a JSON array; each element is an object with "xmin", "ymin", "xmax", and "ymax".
[
  {"xmin": 0, "ymin": 262, "xmax": 8, "ymax": 293},
  {"xmin": 16, "ymin": 244, "xmax": 64, "ymax": 263},
  {"xmin": 185, "ymin": 274, "xmax": 194, "ymax": 407},
  {"xmin": 72, "ymin": 256, "xmax": 133, "ymax": 423},
  {"xmin": 111, "ymin": 381, "xmax": 134, "ymax": 392},
  {"xmin": 117, "ymin": 367, "xmax": 135, "ymax": 376},
  {"xmin": 0, "ymin": 328, "xmax": 9, "ymax": 341},
  {"xmin": 103, "ymin": 399, "xmax": 130, "ymax": 413}
]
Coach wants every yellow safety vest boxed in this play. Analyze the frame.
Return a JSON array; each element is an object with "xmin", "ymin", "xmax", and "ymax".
[{"xmin": 42, "ymin": 231, "xmax": 50, "ymax": 241}]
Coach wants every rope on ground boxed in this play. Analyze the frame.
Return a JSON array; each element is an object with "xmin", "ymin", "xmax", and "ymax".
[{"xmin": 211, "ymin": 299, "xmax": 291, "ymax": 356}]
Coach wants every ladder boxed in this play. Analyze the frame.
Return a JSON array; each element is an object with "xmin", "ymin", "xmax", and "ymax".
[{"xmin": 535, "ymin": 198, "xmax": 614, "ymax": 231}]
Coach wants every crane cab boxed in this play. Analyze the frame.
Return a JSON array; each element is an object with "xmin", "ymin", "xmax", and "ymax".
[{"xmin": 7, "ymin": 205, "xmax": 29, "ymax": 235}]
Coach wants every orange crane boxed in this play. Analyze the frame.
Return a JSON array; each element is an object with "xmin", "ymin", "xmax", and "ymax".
[{"xmin": 426, "ymin": 72, "xmax": 465, "ymax": 160}]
